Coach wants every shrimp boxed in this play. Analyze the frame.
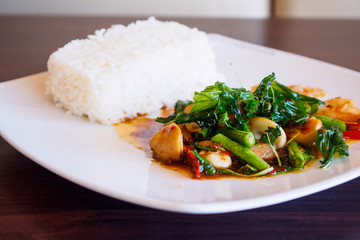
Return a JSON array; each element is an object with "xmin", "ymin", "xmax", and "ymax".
[
  {"xmin": 288, "ymin": 85, "xmax": 327, "ymax": 100},
  {"xmin": 317, "ymin": 97, "xmax": 360, "ymax": 123}
]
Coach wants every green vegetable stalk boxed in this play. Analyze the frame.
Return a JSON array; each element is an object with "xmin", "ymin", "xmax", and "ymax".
[
  {"xmin": 195, "ymin": 127, "xmax": 212, "ymax": 140},
  {"xmin": 218, "ymin": 167, "xmax": 274, "ymax": 177},
  {"xmin": 287, "ymin": 141, "xmax": 306, "ymax": 168},
  {"xmin": 211, "ymin": 133, "xmax": 269, "ymax": 170},
  {"xmin": 217, "ymin": 128, "xmax": 255, "ymax": 148},
  {"xmin": 315, "ymin": 115, "xmax": 346, "ymax": 131}
]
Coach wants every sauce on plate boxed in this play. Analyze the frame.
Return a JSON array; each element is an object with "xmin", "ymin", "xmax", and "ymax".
[{"xmin": 114, "ymin": 116, "xmax": 323, "ymax": 179}]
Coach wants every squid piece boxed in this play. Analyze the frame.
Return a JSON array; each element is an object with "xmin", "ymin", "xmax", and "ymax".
[
  {"xmin": 285, "ymin": 117, "xmax": 323, "ymax": 146},
  {"xmin": 317, "ymin": 97, "xmax": 360, "ymax": 123},
  {"xmin": 199, "ymin": 150, "xmax": 232, "ymax": 169},
  {"xmin": 149, "ymin": 122, "xmax": 183, "ymax": 162}
]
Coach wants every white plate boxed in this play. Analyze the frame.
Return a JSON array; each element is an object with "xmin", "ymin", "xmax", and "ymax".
[{"xmin": 1, "ymin": 34, "xmax": 360, "ymax": 214}]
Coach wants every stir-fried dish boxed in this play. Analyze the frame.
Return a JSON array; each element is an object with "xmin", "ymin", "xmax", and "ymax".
[{"xmin": 149, "ymin": 73, "xmax": 360, "ymax": 178}]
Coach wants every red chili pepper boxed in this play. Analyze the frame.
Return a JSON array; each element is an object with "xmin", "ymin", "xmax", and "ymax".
[
  {"xmin": 345, "ymin": 122, "xmax": 360, "ymax": 131},
  {"xmin": 222, "ymin": 150, "xmax": 231, "ymax": 156},
  {"xmin": 186, "ymin": 151, "xmax": 201, "ymax": 178},
  {"xmin": 183, "ymin": 144, "xmax": 191, "ymax": 153},
  {"xmin": 342, "ymin": 130, "xmax": 360, "ymax": 140},
  {"xmin": 278, "ymin": 166, "xmax": 287, "ymax": 171}
]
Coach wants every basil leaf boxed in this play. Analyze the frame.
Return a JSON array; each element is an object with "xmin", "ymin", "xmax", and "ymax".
[
  {"xmin": 316, "ymin": 126, "xmax": 349, "ymax": 167},
  {"xmin": 259, "ymin": 126, "xmax": 281, "ymax": 145},
  {"xmin": 155, "ymin": 100, "xmax": 192, "ymax": 124},
  {"xmin": 172, "ymin": 110, "xmax": 217, "ymax": 127},
  {"xmin": 190, "ymin": 81, "xmax": 256, "ymax": 130},
  {"xmin": 174, "ymin": 100, "xmax": 192, "ymax": 114},
  {"xmin": 254, "ymin": 73, "xmax": 324, "ymax": 125},
  {"xmin": 191, "ymin": 84, "xmax": 222, "ymax": 112},
  {"xmin": 193, "ymin": 149, "xmax": 216, "ymax": 175}
]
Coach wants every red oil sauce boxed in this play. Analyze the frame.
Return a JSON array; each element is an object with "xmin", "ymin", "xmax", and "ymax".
[
  {"xmin": 113, "ymin": 107, "xmax": 173, "ymax": 154},
  {"xmin": 113, "ymin": 116, "xmax": 162, "ymax": 154}
]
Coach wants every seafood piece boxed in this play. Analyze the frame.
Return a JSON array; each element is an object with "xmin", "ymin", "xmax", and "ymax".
[
  {"xmin": 200, "ymin": 150, "xmax": 232, "ymax": 169},
  {"xmin": 149, "ymin": 122, "xmax": 183, "ymax": 162},
  {"xmin": 317, "ymin": 97, "xmax": 360, "ymax": 122},
  {"xmin": 288, "ymin": 85, "xmax": 327, "ymax": 100},
  {"xmin": 285, "ymin": 117, "xmax": 323, "ymax": 146},
  {"xmin": 250, "ymin": 143, "xmax": 276, "ymax": 161}
]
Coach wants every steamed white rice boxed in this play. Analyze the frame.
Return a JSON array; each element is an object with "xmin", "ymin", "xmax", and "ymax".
[{"xmin": 46, "ymin": 17, "xmax": 223, "ymax": 124}]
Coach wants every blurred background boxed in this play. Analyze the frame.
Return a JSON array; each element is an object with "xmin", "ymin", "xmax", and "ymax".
[{"xmin": 0, "ymin": 0, "xmax": 359, "ymax": 19}]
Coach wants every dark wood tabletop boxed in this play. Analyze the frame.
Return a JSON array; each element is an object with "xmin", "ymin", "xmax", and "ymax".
[{"xmin": 1, "ymin": 16, "xmax": 360, "ymax": 240}]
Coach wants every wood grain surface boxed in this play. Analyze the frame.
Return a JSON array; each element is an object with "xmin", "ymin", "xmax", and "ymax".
[{"xmin": 1, "ymin": 16, "xmax": 360, "ymax": 240}]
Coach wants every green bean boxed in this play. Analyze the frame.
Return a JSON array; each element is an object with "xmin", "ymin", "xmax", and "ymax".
[
  {"xmin": 195, "ymin": 141, "xmax": 216, "ymax": 151},
  {"xmin": 315, "ymin": 115, "xmax": 346, "ymax": 131},
  {"xmin": 195, "ymin": 127, "xmax": 212, "ymax": 140},
  {"xmin": 287, "ymin": 141, "xmax": 305, "ymax": 168},
  {"xmin": 211, "ymin": 133, "xmax": 269, "ymax": 170},
  {"xmin": 217, "ymin": 128, "xmax": 255, "ymax": 148}
]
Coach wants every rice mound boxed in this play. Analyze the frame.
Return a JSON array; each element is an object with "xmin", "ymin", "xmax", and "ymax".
[{"xmin": 46, "ymin": 17, "xmax": 223, "ymax": 124}]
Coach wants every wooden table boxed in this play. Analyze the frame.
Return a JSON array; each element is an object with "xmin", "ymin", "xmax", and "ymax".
[{"xmin": 1, "ymin": 16, "xmax": 360, "ymax": 239}]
